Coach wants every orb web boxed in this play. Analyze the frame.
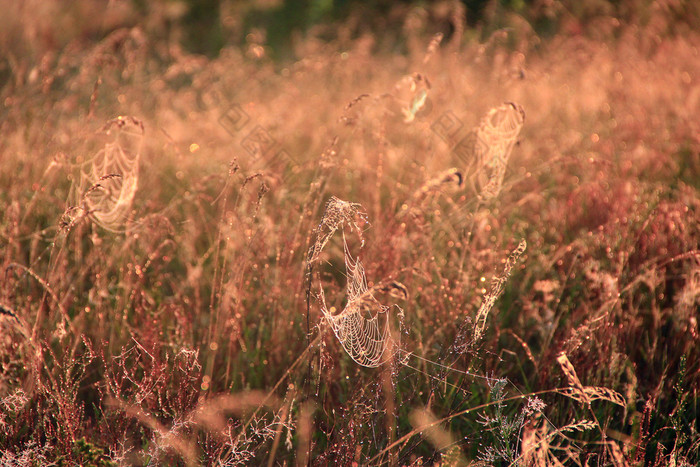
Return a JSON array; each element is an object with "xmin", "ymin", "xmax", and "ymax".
[
  {"xmin": 308, "ymin": 197, "xmax": 402, "ymax": 368},
  {"xmin": 467, "ymin": 102, "xmax": 525, "ymax": 199},
  {"xmin": 81, "ymin": 116, "xmax": 144, "ymax": 231}
]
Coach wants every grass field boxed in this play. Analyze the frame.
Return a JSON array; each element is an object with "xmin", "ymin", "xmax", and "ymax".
[{"xmin": 1, "ymin": 1, "xmax": 699, "ymax": 465}]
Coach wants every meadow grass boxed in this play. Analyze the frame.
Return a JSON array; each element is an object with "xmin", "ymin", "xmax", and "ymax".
[{"xmin": 1, "ymin": 2, "xmax": 699, "ymax": 465}]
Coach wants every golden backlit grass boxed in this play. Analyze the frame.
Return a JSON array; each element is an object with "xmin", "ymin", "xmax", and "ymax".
[{"xmin": 1, "ymin": 2, "xmax": 699, "ymax": 465}]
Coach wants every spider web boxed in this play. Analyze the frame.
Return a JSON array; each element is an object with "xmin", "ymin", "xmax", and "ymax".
[
  {"xmin": 80, "ymin": 116, "xmax": 144, "ymax": 231},
  {"xmin": 306, "ymin": 196, "xmax": 366, "ymax": 265},
  {"xmin": 465, "ymin": 102, "xmax": 525, "ymax": 199},
  {"xmin": 308, "ymin": 197, "xmax": 403, "ymax": 368}
]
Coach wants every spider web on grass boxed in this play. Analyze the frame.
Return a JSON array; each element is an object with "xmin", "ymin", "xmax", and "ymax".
[
  {"xmin": 80, "ymin": 116, "xmax": 144, "ymax": 231},
  {"xmin": 308, "ymin": 197, "xmax": 403, "ymax": 368},
  {"xmin": 464, "ymin": 102, "xmax": 525, "ymax": 199}
]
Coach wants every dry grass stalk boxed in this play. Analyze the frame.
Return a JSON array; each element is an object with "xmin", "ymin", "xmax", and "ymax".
[
  {"xmin": 519, "ymin": 418, "xmax": 597, "ymax": 466},
  {"xmin": 556, "ymin": 352, "xmax": 588, "ymax": 401},
  {"xmin": 0, "ymin": 303, "xmax": 20, "ymax": 323},
  {"xmin": 192, "ymin": 391, "xmax": 280, "ymax": 434},
  {"xmin": 608, "ymin": 439, "xmax": 630, "ymax": 467},
  {"xmin": 557, "ymin": 352, "xmax": 626, "ymax": 407},
  {"xmin": 6, "ymin": 262, "xmax": 73, "ymax": 334},
  {"xmin": 423, "ymin": 32, "xmax": 444, "ymax": 64},
  {"xmin": 520, "ymin": 418, "xmax": 558, "ymax": 467},
  {"xmin": 410, "ymin": 167, "xmax": 463, "ymax": 202},
  {"xmin": 409, "ymin": 407, "xmax": 467, "ymax": 466},
  {"xmin": 506, "ymin": 329, "xmax": 538, "ymax": 368},
  {"xmin": 295, "ymin": 401, "xmax": 315, "ymax": 467},
  {"xmin": 473, "ymin": 239, "xmax": 527, "ymax": 341}
]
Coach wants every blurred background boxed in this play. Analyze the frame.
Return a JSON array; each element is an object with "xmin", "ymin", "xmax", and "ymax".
[{"xmin": 3, "ymin": 0, "xmax": 700, "ymax": 63}]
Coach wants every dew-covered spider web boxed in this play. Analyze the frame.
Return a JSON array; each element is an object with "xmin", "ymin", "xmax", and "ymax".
[
  {"xmin": 307, "ymin": 197, "xmax": 403, "ymax": 368},
  {"xmin": 80, "ymin": 116, "xmax": 144, "ymax": 231},
  {"xmin": 307, "ymin": 197, "xmax": 528, "ymax": 368},
  {"xmin": 306, "ymin": 196, "xmax": 366, "ymax": 265},
  {"xmin": 318, "ymin": 232, "xmax": 404, "ymax": 367},
  {"xmin": 463, "ymin": 102, "xmax": 525, "ymax": 199}
]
